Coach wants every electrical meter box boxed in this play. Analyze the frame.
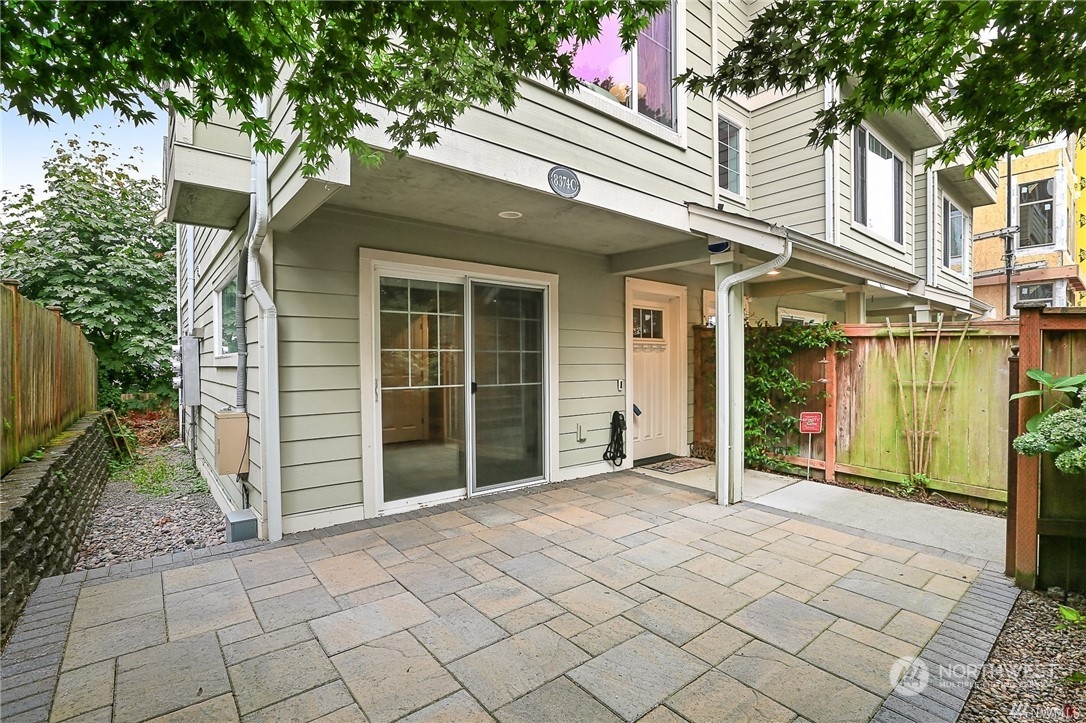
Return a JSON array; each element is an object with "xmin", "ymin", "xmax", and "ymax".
[
  {"xmin": 180, "ymin": 335, "xmax": 201, "ymax": 407},
  {"xmin": 214, "ymin": 411, "xmax": 250, "ymax": 474}
]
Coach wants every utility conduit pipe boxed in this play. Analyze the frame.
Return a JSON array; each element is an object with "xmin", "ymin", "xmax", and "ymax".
[{"xmin": 715, "ymin": 230, "xmax": 793, "ymax": 505}]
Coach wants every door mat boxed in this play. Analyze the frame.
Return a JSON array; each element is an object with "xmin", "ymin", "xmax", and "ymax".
[{"xmin": 641, "ymin": 457, "xmax": 712, "ymax": 474}]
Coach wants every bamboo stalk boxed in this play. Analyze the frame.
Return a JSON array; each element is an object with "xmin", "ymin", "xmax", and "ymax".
[
  {"xmin": 923, "ymin": 320, "xmax": 972, "ymax": 474},
  {"xmin": 916, "ymin": 313, "xmax": 944, "ymax": 476},
  {"xmin": 885, "ymin": 318, "xmax": 915, "ymax": 478},
  {"xmin": 908, "ymin": 315, "xmax": 920, "ymax": 478}
]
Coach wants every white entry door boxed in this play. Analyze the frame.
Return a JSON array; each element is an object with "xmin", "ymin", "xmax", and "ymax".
[
  {"xmin": 626, "ymin": 279, "xmax": 687, "ymax": 464},
  {"xmin": 631, "ymin": 303, "xmax": 671, "ymax": 460}
]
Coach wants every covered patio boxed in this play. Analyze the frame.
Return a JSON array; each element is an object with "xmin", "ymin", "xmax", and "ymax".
[{"xmin": 2, "ymin": 470, "xmax": 1014, "ymax": 723}]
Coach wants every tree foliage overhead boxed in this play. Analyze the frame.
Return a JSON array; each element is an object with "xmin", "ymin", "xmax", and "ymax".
[
  {"xmin": 680, "ymin": 0, "xmax": 1086, "ymax": 170},
  {"xmin": 1, "ymin": 0, "xmax": 665, "ymax": 174},
  {"xmin": 0, "ymin": 136, "xmax": 176, "ymax": 407}
]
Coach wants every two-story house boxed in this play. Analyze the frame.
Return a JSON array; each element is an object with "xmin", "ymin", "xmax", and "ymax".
[
  {"xmin": 165, "ymin": 0, "xmax": 996, "ymax": 540},
  {"xmin": 972, "ymin": 135, "xmax": 1085, "ymax": 316}
]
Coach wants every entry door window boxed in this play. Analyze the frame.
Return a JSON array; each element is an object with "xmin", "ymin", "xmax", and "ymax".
[
  {"xmin": 472, "ymin": 283, "xmax": 544, "ymax": 489},
  {"xmin": 379, "ymin": 277, "xmax": 466, "ymax": 502}
]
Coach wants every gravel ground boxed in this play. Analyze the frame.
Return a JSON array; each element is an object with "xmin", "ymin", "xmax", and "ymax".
[
  {"xmin": 960, "ymin": 589, "xmax": 1086, "ymax": 722},
  {"xmin": 72, "ymin": 443, "xmax": 226, "ymax": 570}
]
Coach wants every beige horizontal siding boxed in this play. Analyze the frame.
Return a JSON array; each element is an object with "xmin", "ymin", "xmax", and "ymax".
[{"xmin": 749, "ymin": 89, "xmax": 826, "ymax": 237}]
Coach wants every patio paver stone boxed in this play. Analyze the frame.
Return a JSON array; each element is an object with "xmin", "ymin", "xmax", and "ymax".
[{"xmin": 1, "ymin": 471, "xmax": 1009, "ymax": 723}]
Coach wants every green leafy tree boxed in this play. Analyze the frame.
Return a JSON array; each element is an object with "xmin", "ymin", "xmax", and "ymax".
[
  {"xmin": 1, "ymin": 1, "xmax": 666, "ymax": 174},
  {"xmin": 680, "ymin": 1, "xmax": 1086, "ymax": 170},
  {"xmin": 0, "ymin": 135, "xmax": 176, "ymax": 408}
]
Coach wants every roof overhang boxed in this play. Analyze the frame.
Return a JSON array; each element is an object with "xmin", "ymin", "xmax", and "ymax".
[
  {"xmin": 936, "ymin": 161, "xmax": 998, "ymax": 207},
  {"xmin": 688, "ymin": 203, "xmax": 920, "ymax": 291}
]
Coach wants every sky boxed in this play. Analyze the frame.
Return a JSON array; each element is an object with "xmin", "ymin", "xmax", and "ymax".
[{"xmin": 1, "ymin": 106, "xmax": 168, "ymax": 194}]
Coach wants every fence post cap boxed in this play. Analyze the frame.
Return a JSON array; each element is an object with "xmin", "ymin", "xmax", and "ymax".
[
  {"xmin": 1, "ymin": 278, "xmax": 21, "ymax": 287},
  {"xmin": 1013, "ymin": 301, "xmax": 1048, "ymax": 311},
  {"xmin": 45, "ymin": 305, "xmax": 62, "ymax": 312}
]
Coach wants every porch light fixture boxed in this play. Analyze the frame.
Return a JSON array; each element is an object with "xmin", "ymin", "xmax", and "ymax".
[
  {"xmin": 767, "ymin": 269, "xmax": 781, "ymax": 276},
  {"xmin": 497, "ymin": 210, "xmax": 523, "ymax": 219}
]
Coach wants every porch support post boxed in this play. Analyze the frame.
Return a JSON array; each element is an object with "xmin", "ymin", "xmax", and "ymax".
[
  {"xmin": 714, "ymin": 260, "xmax": 746, "ymax": 505},
  {"xmin": 844, "ymin": 289, "xmax": 867, "ymax": 324}
]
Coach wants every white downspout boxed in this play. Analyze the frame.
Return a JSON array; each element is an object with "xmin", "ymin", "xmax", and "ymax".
[
  {"xmin": 245, "ymin": 98, "xmax": 283, "ymax": 541},
  {"xmin": 823, "ymin": 85, "xmax": 837, "ymax": 245},
  {"xmin": 715, "ymin": 231, "xmax": 793, "ymax": 505},
  {"xmin": 927, "ymin": 164, "xmax": 937, "ymax": 286}
]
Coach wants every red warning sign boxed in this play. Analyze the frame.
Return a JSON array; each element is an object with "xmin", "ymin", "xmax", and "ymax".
[{"xmin": 799, "ymin": 412, "xmax": 823, "ymax": 435}]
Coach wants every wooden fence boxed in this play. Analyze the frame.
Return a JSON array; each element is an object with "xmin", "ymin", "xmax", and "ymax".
[
  {"xmin": 1, "ymin": 281, "xmax": 98, "ymax": 475},
  {"xmin": 693, "ymin": 321, "xmax": 1019, "ymax": 508},
  {"xmin": 1008, "ymin": 304, "xmax": 1086, "ymax": 591}
]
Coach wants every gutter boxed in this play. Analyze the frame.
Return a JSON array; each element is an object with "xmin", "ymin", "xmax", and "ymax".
[
  {"xmin": 715, "ymin": 228, "xmax": 793, "ymax": 505},
  {"xmin": 235, "ymin": 97, "xmax": 283, "ymax": 541}
]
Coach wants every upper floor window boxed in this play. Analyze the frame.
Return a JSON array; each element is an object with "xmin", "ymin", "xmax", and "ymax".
[
  {"xmin": 943, "ymin": 197, "xmax": 966, "ymax": 273},
  {"xmin": 1017, "ymin": 282, "xmax": 1054, "ymax": 306},
  {"xmin": 717, "ymin": 116, "xmax": 743, "ymax": 197},
  {"xmin": 562, "ymin": 7, "xmax": 675, "ymax": 129},
  {"xmin": 1018, "ymin": 178, "xmax": 1053, "ymax": 248},
  {"xmin": 216, "ymin": 278, "xmax": 239, "ymax": 357},
  {"xmin": 853, "ymin": 126, "xmax": 904, "ymax": 245}
]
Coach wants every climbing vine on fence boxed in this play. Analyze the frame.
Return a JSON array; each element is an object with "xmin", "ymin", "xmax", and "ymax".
[{"xmin": 745, "ymin": 321, "xmax": 849, "ymax": 471}]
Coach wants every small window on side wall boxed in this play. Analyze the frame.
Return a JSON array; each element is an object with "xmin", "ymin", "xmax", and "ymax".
[
  {"xmin": 943, "ymin": 197, "xmax": 966, "ymax": 273},
  {"xmin": 217, "ymin": 278, "xmax": 239, "ymax": 357},
  {"xmin": 717, "ymin": 116, "xmax": 743, "ymax": 197}
]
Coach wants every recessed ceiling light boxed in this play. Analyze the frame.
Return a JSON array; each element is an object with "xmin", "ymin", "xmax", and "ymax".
[
  {"xmin": 498, "ymin": 210, "xmax": 523, "ymax": 219},
  {"xmin": 767, "ymin": 269, "xmax": 781, "ymax": 276}
]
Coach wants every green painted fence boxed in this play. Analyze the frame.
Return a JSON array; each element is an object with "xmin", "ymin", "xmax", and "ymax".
[{"xmin": 832, "ymin": 321, "xmax": 1018, "ymax": 507}]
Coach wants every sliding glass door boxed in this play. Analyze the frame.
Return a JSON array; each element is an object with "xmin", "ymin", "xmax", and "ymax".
[
  {"xmin": 376, "ymin": 275, "xmax": 546, "ymax": 508},
  {"xmin": 378, "ymin": 277, "xmax": 467, "ymax": 503},
  {"xmin": 471, "ymin": 283, "xmax": 545, "ymax": 491}
]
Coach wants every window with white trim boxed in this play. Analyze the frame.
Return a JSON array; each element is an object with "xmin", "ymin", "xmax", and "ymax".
[
  {"xmin": 560, "ymin": 5, "xmax": 675, "ymax": 129},
  {"xmin": 717, "ymin": 116, "xmax": 743, "ymax": 197},
  {"xmin": 777, "ymin": 307, "xmax": 827, "ymax": 326},
  {"xmin": 943, "ymin": 197, "xmax": 966, "ymax": 273},
  {"xmin": 1017, "ymin": 282, "xmax": 1054, "ymax": 306},
  {"xmin": 216, "ymin": 278, "xmax": 239, "ymax": 357},
  {"xmin": 1018, "ymin": 178, "xmax": 1054, "ymax": 248},
  {"xmin": 853, "ymin": 126, "xmax": 905, "ymax": 244}
]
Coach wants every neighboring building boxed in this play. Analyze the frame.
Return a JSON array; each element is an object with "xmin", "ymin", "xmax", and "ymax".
[
  {"xmin": 1077, "ymin": 137, "xmax": 1086, "ymax": 306},
  {"xmin": 163, "ymin": 1, "xmax": 996, "ymax": 539},
  {"xmin": 972, "ymin": 135, "xmax": 1085, "ymax": 317}
]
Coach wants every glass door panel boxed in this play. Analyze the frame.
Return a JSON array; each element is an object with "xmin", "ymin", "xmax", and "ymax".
[
  {"xmin": 379, "ymin": 277, "xmax": 466, "ymax": 503},
  {"xmin": 472, "ymin": 283, "xmax": 544, "ymax": 490}
]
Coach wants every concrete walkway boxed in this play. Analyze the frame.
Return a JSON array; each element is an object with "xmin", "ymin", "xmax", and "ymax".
[
  {"xmin": 638, "ymin": 466, "xmax": 1006, "ymax": 563},
  {"xmin": 1, "ymin": 472, "xmax": 1017, "ymax": 723},
  {"xmin": 750, "ymin": 476, "xmax": 1005, "ymax": 564}
]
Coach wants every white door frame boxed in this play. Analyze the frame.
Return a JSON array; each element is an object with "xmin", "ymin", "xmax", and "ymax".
[
  {"xmin": 625, "ymin": 278, "xmax": 688, "ymax": 461},
  {"xmin": 360, "ymin": 248, "xmax": 559, "ymax": 518}
]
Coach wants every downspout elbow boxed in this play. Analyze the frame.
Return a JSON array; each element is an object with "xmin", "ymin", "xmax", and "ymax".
[{"xmin": 714, "ymin": 231, "xmax": 794, "ymax": 505}]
